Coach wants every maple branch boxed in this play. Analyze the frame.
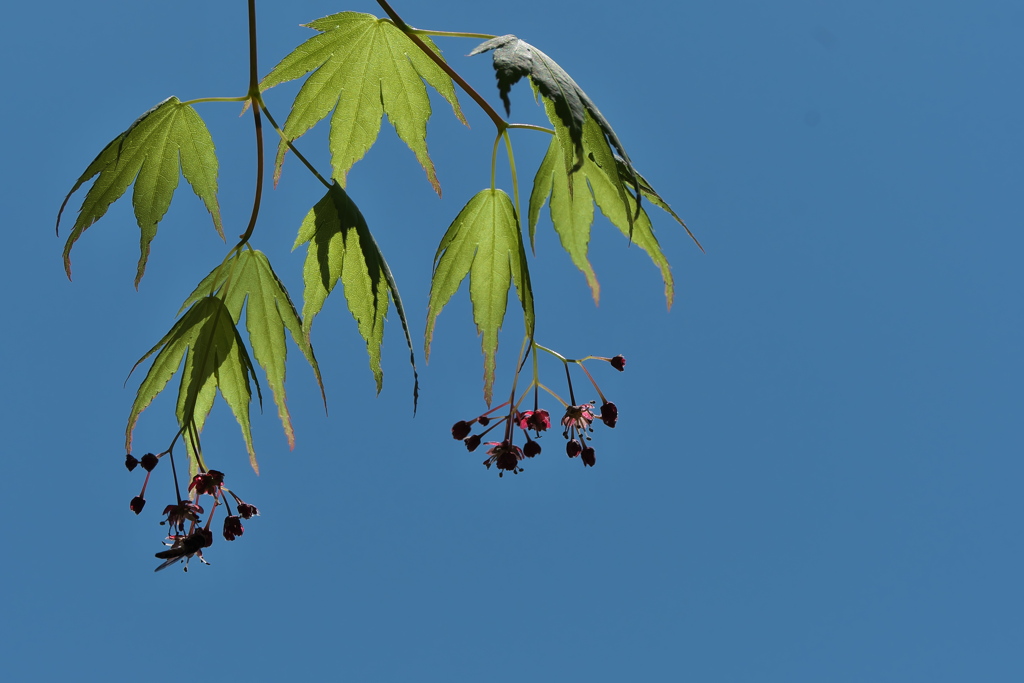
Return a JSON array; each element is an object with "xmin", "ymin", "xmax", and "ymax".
[
  {"xmin": 375, "ymin": 0, "xmax": 507, "ymax": 131},
  {"xmin": 238, "ymin": 0, "xmax": 263, "ymax": 246}
]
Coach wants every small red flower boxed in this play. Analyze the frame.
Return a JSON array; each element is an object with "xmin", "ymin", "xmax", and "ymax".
[
  {"xmin": 189, "ymin": 470, "xmax": 225, "ymax": 496},
  {"xmin": 154, "ymin": 528, "xmax": 213, "ymax": 572},
  {"xmin": 581, "ymin": 447, "xmax": 596, "ymax": 467},
  {"xmin": 610, "ymin": 355, "xmax": 626, "ymax": 372},
  {"xmin": 162, "ymin": 500, "xmax": 204, "ymax": 529},
  {"xmin": 236, "ymin": 502, "xmax": 259, "ymax": 519},
  {"xmin": 464, "ymin": 434, "xmax": 482, "ymax": 452},
  {"xmin": 223, "ymin": 515, "xmax": 244, "ymax": 541},
  {"xmin": 482, "ymin": 440, "xmax": 525, "ymax": 475},
  {"xmin": 125, "ymin": 454, "xmax": 140, "ymax": 472},
  {"xmin": 561, "ymin": 404, "xmax": 595, "ymax": 437},
  {"xmin": 566, "ymin": 439, "xmax": 582, "ymax": 458},
  {"xmin": 139, "ymin": 453, "xmax": 159, "ymax": 472},
  {"xmin": 523, "ymin": 440, "xmax": 542, "ymax": 458},
  {"xmin": 517, "ymin": 409, "xmax": 551, "ymax": 432},
  {"xmin": 130, "ymin": 496, "xmax": 146, "ymax": 515}
]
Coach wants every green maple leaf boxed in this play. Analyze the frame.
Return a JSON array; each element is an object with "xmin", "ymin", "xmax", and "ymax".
[
  {"xmin": 179, "ymin": 248, "xmax": 326, "ymax": 450},
  {"xmin": 295, "ymin": 184, "xmax": 419, "ymax": 405},
  {"xmin": 57, "ymin": 97, "xmax": 223, "ymax": 287},
  {"xmin": 530, "ymin": 106, "xmax": 702, "ymax": 308},
  {"xmin": 426, "ymin": 189, "xmax": 534, "ymax": 404},
  {"xmin": 528, "ymin": 121, "xmax": 598, "ymax": 303},
  {"xmin": 260, "ymin": 11, "xmax": 466, "ymax": 191},
  {"xmin": 126, "ymin": 296, "xmax": 263, "ymax": 472}
]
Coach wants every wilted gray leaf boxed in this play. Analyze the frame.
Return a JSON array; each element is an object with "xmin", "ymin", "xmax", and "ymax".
[{"xmin": 469, "ymin": 34, "xmax": 638, "ymax": 199}]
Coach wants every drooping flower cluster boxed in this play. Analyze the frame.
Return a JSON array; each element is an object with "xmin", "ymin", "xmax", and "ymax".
[
  {"xmin": 126, "ymin": 449, "xmax": 259, "ymax": 572},
  {"xmin": 451, "ymin": 350, "xmax": 626, "ymax": 476}
]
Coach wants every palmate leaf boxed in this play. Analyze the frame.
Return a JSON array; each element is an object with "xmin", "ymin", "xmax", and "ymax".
[
  {"xmin": 179, "ymin": 249, "xmax": 326, "ymax": 450},
  {"xmin": 611, "ymin": 155, "xmax": 705, "ymax": 255},
  {"xmin": 57, "ymin": 97, "xmax": 223, "ymax": 287},
  {"xmin": 260, "ymin": 11, "xmax": 466, "ymax": 191},
  {"xmin": 426, "ymin": 189, "xmax": 535, "ymax": 404},
  {"xmin": 528, "ymin": 122, "xmax": 598, "ymax": 303},
  {"xmin": 530, "ymin": 108, "xmax": 697, "ymax": 308},
  {"xmin": 126, "ymin": 296, "xmax": 263, "ymax": 472},
  {"xmin": 295, "ymin": 184, "xmax": 419, "ymax": 404}
]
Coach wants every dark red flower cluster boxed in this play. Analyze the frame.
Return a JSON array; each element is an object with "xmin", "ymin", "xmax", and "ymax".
[
  {"xmin": 450, "ymin": 350, "xmax": 626, "ymax": 475},
  {"xmin": 450, "ymin": 406, "xmax": 550, "ymax": 476},
  {"xmin": 126, "ymin": 450, "xmax": 259, "ymax": 572}
]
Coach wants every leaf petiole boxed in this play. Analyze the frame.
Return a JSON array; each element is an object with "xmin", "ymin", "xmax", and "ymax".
[
  {"xmin": 534, "ymin": 381, "xmax": 568, "ymax": 408},
  {"xmin": 488, "ymin": 131, "xmax": 522, "ymax": 220},
  {"xmin": 502, "ymin": 131, "xmax": 522, "ymax": 225},
  {"xmin": 180, "ymin": 96, "xmax": 250, "ymax": 106},
  {"xmin": 259, "ymin": 100, "xmax": 332, "ymax": 190},
  {"xmin": 490, "ymin": 133, "xmax": 501, "ymax": 190},
  {"xmin": 533, "ymin": 343, "xmax": 567, "ymax": 362},
  {"xmin": 506, "ymin": 123, "xmax": 555, "ymax": 135},
  {"xmin": 411, "ymin": 29, "xmax": 497, "ymax": 40}
]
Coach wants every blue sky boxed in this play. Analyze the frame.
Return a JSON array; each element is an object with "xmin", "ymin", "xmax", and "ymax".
[{"xmin": 1, "ymin": 0, "xmax": 1021, "ymax": 680}]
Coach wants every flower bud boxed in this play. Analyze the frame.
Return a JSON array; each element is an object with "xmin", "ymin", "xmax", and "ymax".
[
  {"xmin": 130, "ymin": 496, "xmax": 146, "ymax": 515},
  {"xmin": 140, "ymin": 453, "xmax": 159, "ymax": 472},
  {"xmin": 600, "ymin": 402, "xmax": 618, "ymax": 428},
  {"xmin": 610, "ymin": 355, "xmax": 626, "ymax": 372},
  {"xmin": 464, "ymin": 434, "xmax": 482, "ymax": 452},
  {"xmin": 581, "ymin": 447, "xmax": 596, "ymax": 467},
  {"xmin": 125, "ymin": 454, "xmax": 139, "ymax": 472},
  {"xmin": 523, "ymin": 440, "xmax": 542, "ymax": 458},
  {"xmin": 566, "ymin": 439, "xmax": 582, "ymax": 458},
  {"xmin": 451, "ymin": 420, "xmax": 472, "ymax": 440}
]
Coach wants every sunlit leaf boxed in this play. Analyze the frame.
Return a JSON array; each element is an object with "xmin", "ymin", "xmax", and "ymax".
[
  {"xmin": 586, "ymin": 136, "xmax": 674, "ymax": 309},
  {"xmin": 57, "ymin": 97, "xmax": 223, "ymax": 287},
  {"xmin": 295, "ymin": 185, "xmax": 418, "ymax": 404},
  {"xmin": 426, "ymin": 189, "xmax": 534, "ymax": 404},
  {"xmin": 180, "ymin": 249, "xmax": 326, "ymax": 449},
  {"xmin": 126, "ymin": 296, "xmax": 262, "ymax": 472},
  {"xmin": 528, "ymin": 129, "xmax": 599, "ymax": 304},
  {"xmin": 611, "ymin": 155, "xmax": 704, "ymax": 254},
  {"xmin": 260, "ymin": 11, "xmax": 466, "ymax": 191},
  {"xmin": 530, "ymin": 109, "xmax": 694, "ymax": 308}
]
